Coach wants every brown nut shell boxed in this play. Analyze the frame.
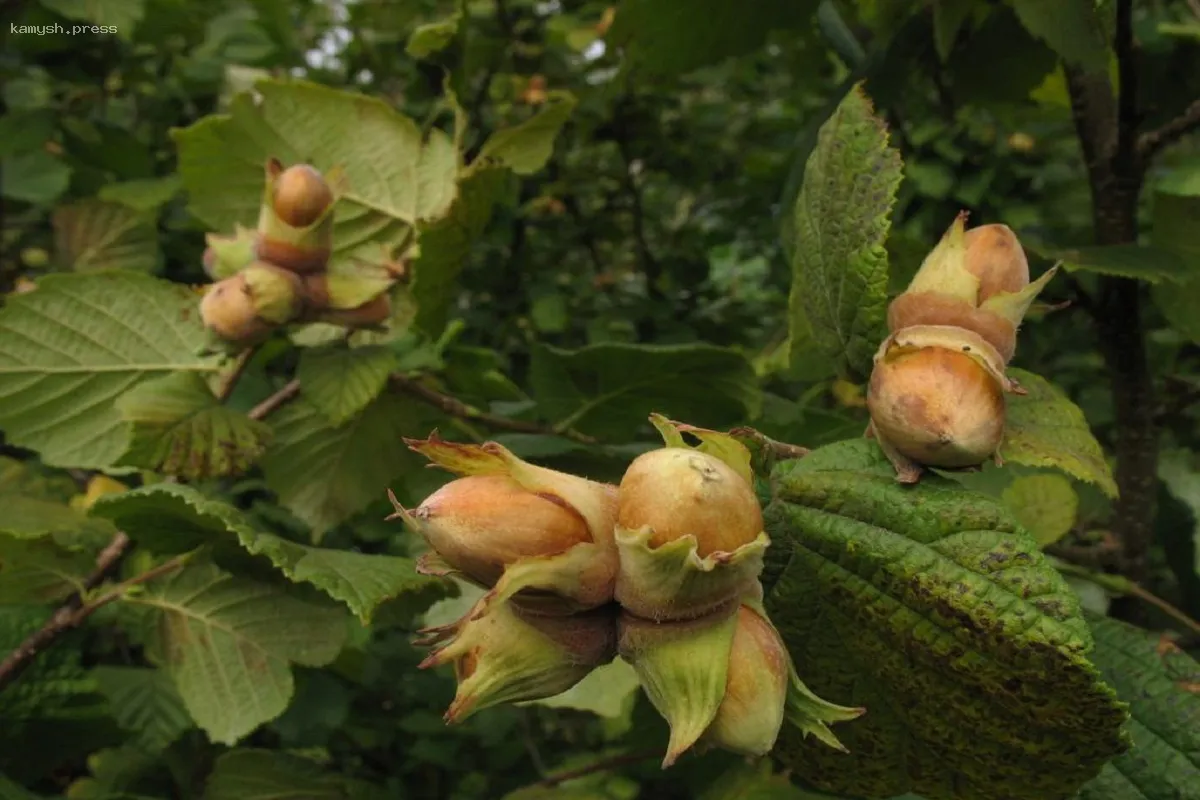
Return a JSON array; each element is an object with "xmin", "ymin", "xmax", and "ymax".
[
  {"xmin": 867, "ymin": 346, "xmax": 1006, "ymax": 469},
  {"xmin": 887, "ymin": 292, "xmax": 1016, "ymax": 363},
  {"xmin": 964, "ymin": 224, "xmax": 1030, "ymax": 302},
  {"xmin": 272, "ymin": 164, "xmax": 334, "ymax": 228}
]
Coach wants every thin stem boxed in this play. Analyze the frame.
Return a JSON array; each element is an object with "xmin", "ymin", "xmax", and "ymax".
[
  {"xmin": 389, "ymin": 373, "xmax": 598, "ymax": 445},
  {"xmin": 1054, "ymin": 561, "xmax": 1200, "ymax": 637},
  {"xmin": 1138, "ymin": 97, "xmax": 1200, "ymax": 162},
  {"xmin": 215, "ymin": 346, "xmax": 258, "ymax": 403},
  {"xmin": 248, "ymin": 379, "xmax": 301, "ymax": 421},
  {"xmin": 0, "ymin": 532, "xmax": 131, "ymax": 692}
]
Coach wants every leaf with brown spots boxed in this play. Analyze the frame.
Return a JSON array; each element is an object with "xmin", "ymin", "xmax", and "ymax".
[{"xmin": 761, "ymin": 438, "xmax": 1128, "ymax": 800}]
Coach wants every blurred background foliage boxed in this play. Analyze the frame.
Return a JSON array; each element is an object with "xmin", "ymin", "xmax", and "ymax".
[{"xmin": 2, "ymin": 0, "xmax": 1200, "ymax": 798}]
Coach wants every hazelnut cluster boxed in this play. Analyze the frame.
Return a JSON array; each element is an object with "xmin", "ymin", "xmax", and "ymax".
[
  {"xmin": 389, "ymin": 415, "xmax": 862, "ymax": 767},
  {"xmin": 867, "ymin": 213, "xmax": 1057, "ymax": 482},
  {"xmin": 199, "ymin": 159, "xmax": 392, "ymax": 346}
]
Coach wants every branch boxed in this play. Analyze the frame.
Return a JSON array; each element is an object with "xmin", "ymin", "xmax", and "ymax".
[
  {"xmin": 1053, "ymin": 561, "xmax": 1200, "ymax": 638},
  {"xmin": 0, "ymin": 532, "xmax": 130, "ymax": 692},
  {"xmin": 389, "ymin": 373, "xmax": 598, "ymax": 445},
  {"xmin": 1138, "ymin": 96, "xmax": 1200, "ymax": 163},
  {"xmin": 534, "ymin": 750, "xmax": 658, "ymax": 788},
  {"xmin": 215, "ymin": 346, "xmax": 258, "ymax": 402},
  {"xmin": 247, "ymin": 379, "xmax": 301, "ymax": 421},
  {"xmin": 1113, "ymin": 0, "xmax": 1139, "ymax": 178}
]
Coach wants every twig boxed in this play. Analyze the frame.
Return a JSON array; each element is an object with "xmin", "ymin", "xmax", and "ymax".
[
  {"xmin": 1113, "ymin": 0, "xmax": 1139, "ymax": 178},
  {"xmin": 0, "ymin": 532, "xmax": 131, "ymax": 692},
  {"xmin": 534, "ymin": 750, "xmax": 659, "ymax": 788},
  {"xmin": 1053, "ymin": 561, "xmax": 1200, "ymax": 637},
  {"xmin": 1138, "ymin": 97, "xmax": 1200, "ymax": 162},
  {"xmin": 389, "ymin": 373, "xmax": 598, "ymax": 445},
  {"xmin": 248, "ymin": 379, "xmax": 301, "ymax": 421},
  {"xmin": 215, "ymin": 346, "xmax": 258, "ymax": 402}
]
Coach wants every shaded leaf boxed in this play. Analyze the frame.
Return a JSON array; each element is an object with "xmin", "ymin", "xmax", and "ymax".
[
  {"xmin": 52, "ymin": 199, "xmax": 159, "ymax": 273},
  {"xmin": 0, "ymin": 536, "xmax": 93, "ymax": 603},
  {"xmin": 0, "ymin": 774, "xmax": 44, "ymax": 800},
  {"xmin": 477, "ymin": 94, "xmax": 577, "ymax": 176},
  {"xmin": 260, "ymin": 393, "xmax": 440, "ymax": 538},
  {"xmin": 1151, "ymin": 191, "xmax": 1200, "ymax": 343},
  {"xmin": 98, "ymin": 175, "xmax": 182, "ymax": 211},
  {"xmin": 1050, "ymin": 243, "xmax": 1194, "ymax": 284},
  {"xmin": 1003, "ymin": 369, "xmax": 1117, "ymax": 498},
  {"xmin": 1001, "ymin": 473, "xmax": 1079, "ymax": 547},
  {"xmin": 91, "ymin": 666, "xmax": 192, "ymax": 752},
  {"xmin": 528, "ymin": 342, "xmax": 761, "ymax": 440},
  {"xmin": 203, "ymin": 749, "xmax": 386, "ymax": 800},
  {"xmin": 406, "ymin": 14, "xmax": 461, "ymax": 59},
  {"xmin": 410, "ymin": 167, "xmax": 512, "ymax": 336},
  {"xmin": 608, "ymin": 0, "xmax": 820, "ymax": 76},
  {"xmin": 1007, "ymin": 0, "xmax": 1109, "ymax": 74},
  {"xmin": 0, "ymin": 151, "xmax": 70, "ymax": 206},
  {"xmin": 763, "ymin": 439, "xmax": 1128, "ymax": 800},
  {"xmin": 786, "ymin": 84, "xmax": 901, "ymax": 380},
  {"xmin": 127, "ymin": 561, "xmax": 348, "ymax": 745},
  {"xmin": 115, "ymin": 372, "xmax": 272, "ymax": 481},
  {"xmin": 0, "ymin": 271, "xmax": 219, "ymax": 469},
  {"xmin": 1076, "ymin": 616, "xmax": 1200, "ymax": 799},
  {"xmin": 173, "ymin": 80, "xmax": 459, "ymax": 267},
  {"xmin": 296, "ymin": 345, "xmax": 398, "ymax": 427},
  {"xmin": 0, "ymin": 496, "xmax": 114, "ymax": 541}
]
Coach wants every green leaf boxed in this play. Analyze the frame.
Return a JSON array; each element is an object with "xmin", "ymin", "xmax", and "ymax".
[
  {"xmin": 0, "ymin": 536, "xmax": 93, "ymax": 603},
  {"xmin": 762, "ymin": 439, "xmax": 1129, "ymax": 800},
  {"xmin": 91, "ymin": 666, "xmax": 192, "ymax": 752},
  {"xmin": 608, "ymin": 0, "xmax": 820, "ymax": 76},
  {"xmin": 39, "ymin": 0, "xmax": 145, "ymax": 38},
  {"xmin": 173, "ymin": 80, "xmax": 458, "ymax": 267},
  {"xmin": 406, "ymin": 14, "xmax": 461, "ymax": 59},
  {"xmin": 203, "ymin": 749, "xmax": 385, "ymax": 800},
  {"xmin": 410, "ymin": 167, "xmax": 512, "ymax": 336},
  {"xmin": 0, "ymin": 495, "xmax": 113, "ymax": 541},
  {"xmin": 528, "ymin": 342, "xmax": 761, "ymax": 440},
  {"xmin": 115, "ymin": 372, "xmax": 272, "ymax": 481},
  {"xmin": 0, "ymin": 774, "xmax": 44, "ymax": 800},
  {"xmin": 0, "ymin": 151, "xmax": 71, "ymax": 206},
  {"xmin": 0, "ymin": 606, "xmax": 98, "ymax": 720},
  {"xmin": 1001, "ymin": 473, "xmax": 1080, "ymax": 548},
  {"xmin": 477, "ymin": 94, "xmax": 577, "ymax": 176},
  {"xmin": 52, "ymin": 199, "xmax": 160, "ymax": 273},
  {"xmin": 1151, "ymin": 191, "xmax": 1200, "ymax": 343},
  {"xmin": 698, "ymin": 761, "xmax": 815, "ymax": 800},
  {"xmin": 1007, "ymin": 0, "xmax": 1110, "ymax": 74},
  {"xmin": 1003, "ymin": 369, "xmax": 1117, "ymax": 498},
  {"xmin": 98, "ymin": 175, "xmax": 182, "ymax": 211},
  {"xmin": 126, "ymin": 561, "xmax": 348, "ymax": 745},
  {"xmin": 0, "ymin": 271, "xmax": 219, "ymax": 469},
  {"xmin": 237, "ymin": 532, "xmax": 450, "ymax": 624},
  {"xmin": 261, "ymin": 393, "xmax": 439, "ymax": 538},
  {"xmin": 1049, "ymin": 244, "xmax": 1194, "ymax": 284},
  {"xmin": 932, "ymin": 0, "xmax": 976, "ymax": 62},
  {"xmin": 1075, "ymin": 616, "xmax": 1200, "ymax": 799},
  {"xmin": 92, "ymin": 482, "xmax": 449, "ymax": 620},
  {"xmin": 786, "ymin": 83, "xmax": 901, "ymax": 380},
  {"xmin": 296, "ymin": 345, "xmax": 398, "ymax": 427}
]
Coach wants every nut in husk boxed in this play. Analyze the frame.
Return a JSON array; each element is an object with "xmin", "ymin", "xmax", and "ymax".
[
  {"xmin": 866, "ymin": 325, "xmax": 1025, "ymax": 481},
  {"xmin": 255, "ymin": 158, "xmax": 341, "ymax": 275},
  {"xmin": 241, "ymin": 261, "xmax": 305, "ymax": 324},
  {"xmin": 888, "ymin": 212, "xmax": 1057, "ymax": 363},
  {"xmin": 389, "ymin": 433, "xmax": 620, "ymax": 615},
  {"xmin": 199, "ymin": 274, "xmax": 272, "ymax": 343},
  {"xmin": 417, "ymin": 600, "xmax": 617, "ymax": 723},
  {"xmin": 613, "ymin": 415, "xmax": 769, "ymax": 621}
]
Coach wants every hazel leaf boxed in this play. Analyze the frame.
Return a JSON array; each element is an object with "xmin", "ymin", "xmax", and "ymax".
[
  {"xmin": 91, "ymin": 666, "xmax": 193, "ymax": 753},
  {"xmin": 1075, "ymin": 615, "xmax": 1200, "ymax": 799},
  {"xmin": 53, "ymin": 199, "xmax": 160, "ymax": 273},
  {"xmin": 1007, "ymin": 0, "xmax": 1110, "ymax": 74},
  {"xmin": 296, "ymin": 345, "xmax": 398, "ymax": 427},
  {"xmin": 203, "ymin": 749, "xmax": 387, "ymax": 800},
  {"xmin": 1002, "ymin": 369, "xmax": 1117, "ymax": 498},
  {"xmin": 116, "ymin": 372, "xmax": 272, "ymax": 481},
  {"xmin": 91, "ymin": 482, "xmax": 451, "ymax": 622},
  {"xmin": 261, "ymin": 393, "xmax": 442, "ymax": 539},
  {"xmin": 1001, "ymin": 473, "xmax": 1079, "ymax": 547},
  {"xmin": 125, "ymin": 561, "xmax": 348, "ymax": 746},
  {"xmin": 786, "ymin": 83, "xmax": 902, "ymax": 380},
  {"xmin": 0, "ymin": 271, "xmax": 219, "ymax": 469},
  {"xmin": 0, "ymin": 536, "xmax": 93, "ymax": 603},
  {"xmin": 762, "ymin": 438, "xmax": 1129, "ymax": 800}
]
